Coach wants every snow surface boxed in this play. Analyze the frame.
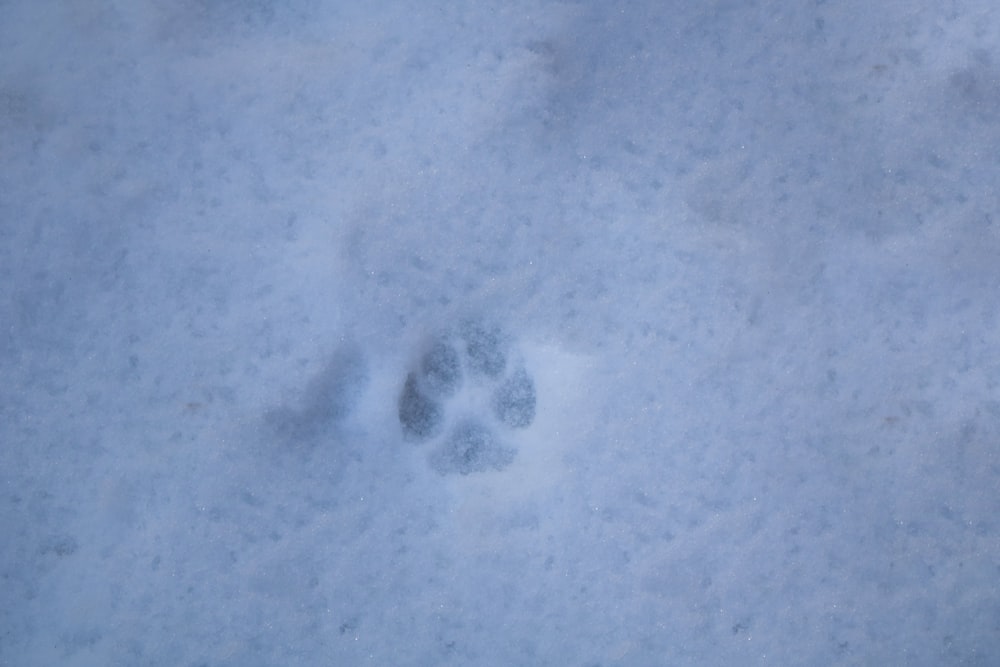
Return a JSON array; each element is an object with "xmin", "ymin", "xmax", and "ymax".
[{"xmin": 2, "ymin": 1, "xmax": 999, "ymax": 664}]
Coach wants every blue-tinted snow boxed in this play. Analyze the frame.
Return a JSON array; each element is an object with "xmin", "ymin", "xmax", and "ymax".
[{"xmin": 2, "ymin": 1, "xmax": 999, "ymax": 665}]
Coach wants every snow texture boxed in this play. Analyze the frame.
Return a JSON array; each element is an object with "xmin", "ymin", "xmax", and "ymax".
[{"xmin": 2, "ymin": 1, "xmax": 1000, "ymax": 665}]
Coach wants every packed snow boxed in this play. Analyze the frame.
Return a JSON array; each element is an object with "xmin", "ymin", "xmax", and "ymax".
[{"xmin": 2, "ymin": 1, "xmax": 998, "ymax": 664}]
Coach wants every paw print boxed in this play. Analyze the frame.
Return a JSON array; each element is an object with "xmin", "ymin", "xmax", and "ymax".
[{"xmin": 398, "ymin": 319, "xmax": 536, "ymax": 474}]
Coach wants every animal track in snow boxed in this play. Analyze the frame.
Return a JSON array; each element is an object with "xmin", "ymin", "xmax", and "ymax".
[{"xmin": 398, "ymin": 319, "xmax": 536, "ymax": 475}]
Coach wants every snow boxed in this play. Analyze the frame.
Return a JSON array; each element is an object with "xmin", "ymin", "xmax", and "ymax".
[{"xmin": 2, "ymin": 1, "xmax": 999, "ymax": 664}]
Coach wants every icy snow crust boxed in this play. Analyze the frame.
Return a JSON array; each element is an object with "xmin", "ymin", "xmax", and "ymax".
[{"xmin": 2, "ymin": 1, "xmax": 999, "ymax": 665}]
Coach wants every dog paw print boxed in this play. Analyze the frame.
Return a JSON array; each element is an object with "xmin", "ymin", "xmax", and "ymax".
[{"xmin": 398, "ymin": 319, "xmax": 536, "ymax": 475}]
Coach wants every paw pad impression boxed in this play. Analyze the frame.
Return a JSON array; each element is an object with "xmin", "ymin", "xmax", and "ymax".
[{"xmin": 398, "ymin": 320, "xmax": 536, "ymax": 475}]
